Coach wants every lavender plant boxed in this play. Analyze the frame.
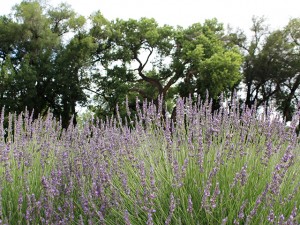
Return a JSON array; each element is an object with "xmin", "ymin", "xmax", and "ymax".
[{"xmin": 0, "ymin": 95, "xmax": 299, "ymax": 224}]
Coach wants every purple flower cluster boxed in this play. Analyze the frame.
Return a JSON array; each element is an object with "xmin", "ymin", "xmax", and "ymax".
[{"xmin": 0, "ymin": 95, "xmax": 299, "ymax": 224}]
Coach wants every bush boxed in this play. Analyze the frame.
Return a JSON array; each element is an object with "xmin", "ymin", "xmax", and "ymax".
[{"xmin": 0, "ymin": 96, "xmax": 299, "ymax": 224}]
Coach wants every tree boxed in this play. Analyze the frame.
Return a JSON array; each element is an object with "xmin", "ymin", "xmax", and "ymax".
[
  {"xmin": 89, "ymin": 15, "xmax": 242, "ymax": 119},
  {"xmin": 0, "ymin": 1, "xmax": 96, "ymax": 128},
  {"xmin": 227, "ymin": 16, "xmax": 275, "ymax": 109},
  {"xmin": 229, "ymin": 16, "xmax": 300, "ymax": 121},
  {"xmin": 52, "ymin": 32, "xmax": 96, "ymax": 128},
  {"xmin": 173, "ymin": 19, "xmax": 242, "ymax": 109},
  {"xmin": 274, "ymin": 18, "xmax": 300, "ymax": 120}
]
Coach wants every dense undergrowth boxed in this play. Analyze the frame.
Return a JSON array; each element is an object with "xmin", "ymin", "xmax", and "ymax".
[{"xmin": 0, "ymin": 96, "xmax": 299, "ymax": 224}]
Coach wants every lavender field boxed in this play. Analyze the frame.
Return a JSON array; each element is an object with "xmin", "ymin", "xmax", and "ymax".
[{"xmin": 0, "ymin": 96, "xmax": 299, "ymax": 224}]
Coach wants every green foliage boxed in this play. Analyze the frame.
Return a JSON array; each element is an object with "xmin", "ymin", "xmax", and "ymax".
[
  {"xmin": 0, "ymin": 1, "xmax": 96, "ymax": 128},
  {"xmin": 228, "ymin": 16, "xmax": 300, "ymax": 121},
  {"xmin": 2, "ymin": 1, "xmax": 300, "ymax": 126},
  {"xmin": 90, "ymin": 17, "xmax": 242, "ymax": 118}
]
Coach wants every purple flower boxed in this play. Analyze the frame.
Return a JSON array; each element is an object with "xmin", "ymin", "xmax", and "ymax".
[
  {"xmin": 238, "ymin": 200, "xmax": 248, "ymax": 219},
  {"xmin": 165, "ymin": 193, "xmax": 176, "ymax": 225},
  {"xmin": 278, "ymin": 214, "xmax": 285, "ymax": 225},
  {"xmin": 146, "ymin": 212, "xmax": 154, "ymax": 225},
  {"xmin": 124, "ymin": 210, "xmax": 131, "ymax": 225},
  {"xmin": 221, "ymin": 217, "xmax": 228, "ymax": 225},
  {"xmin": 267, "ymin": 209, "xmax": 275, "ymax": 223},
  {"xmin": 187, "ymin": 194, "xmax": 193, "ymax": 214}
]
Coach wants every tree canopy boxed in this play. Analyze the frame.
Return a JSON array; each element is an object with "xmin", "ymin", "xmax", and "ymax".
[
  {"xmin": 89, "ymin": 14, "xmax": 242, "ymax": 118},
  {"xmin": 0, "ymin": 1, "xmax": 96, "ymax": 127},
  {"xmin": 228, "ymin": 16, "xmax": 300, "ymax": 120},
  {"xmin": 1, "ymin": 1, "xmax": 300, "ymax": 126}
]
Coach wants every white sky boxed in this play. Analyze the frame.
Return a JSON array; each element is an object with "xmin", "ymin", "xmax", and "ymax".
[{"xmin": 0, "ymin": 0, "xmax": 299, "ymax": 31}]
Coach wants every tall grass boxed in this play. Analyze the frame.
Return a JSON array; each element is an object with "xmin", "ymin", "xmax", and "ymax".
[{"xmin": 0, "ymin": 96, "xmax": 299, "ymax": 224}]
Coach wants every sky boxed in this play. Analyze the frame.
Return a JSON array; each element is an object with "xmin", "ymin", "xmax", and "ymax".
[{"xmin": 0, "ymin": 0, "xmax": 300, "ymax": 32}]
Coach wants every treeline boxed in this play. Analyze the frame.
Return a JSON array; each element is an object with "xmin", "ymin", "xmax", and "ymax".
[{"xmin": 1, "ymin": 1, "xmax": 300, "ymax": 128}]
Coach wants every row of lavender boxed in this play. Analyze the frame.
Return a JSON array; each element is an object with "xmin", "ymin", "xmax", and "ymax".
[{"xmin": 0, "ymin": 96, "xmax": 299, "ymax": 224}]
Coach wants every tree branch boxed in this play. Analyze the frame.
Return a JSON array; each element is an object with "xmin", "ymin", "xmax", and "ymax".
[
  {"xmin": 133, "ymin": 50, "xmax": 163, "ymax": 93},
  {"xmin": 83, "ymin": 87, "xmax": 102, "ymax": 95}
]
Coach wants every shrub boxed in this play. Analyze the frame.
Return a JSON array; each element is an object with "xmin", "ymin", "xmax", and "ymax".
[{"xmin": 0, "ymin": 96, "xmax": 299, "ymax": 224}]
